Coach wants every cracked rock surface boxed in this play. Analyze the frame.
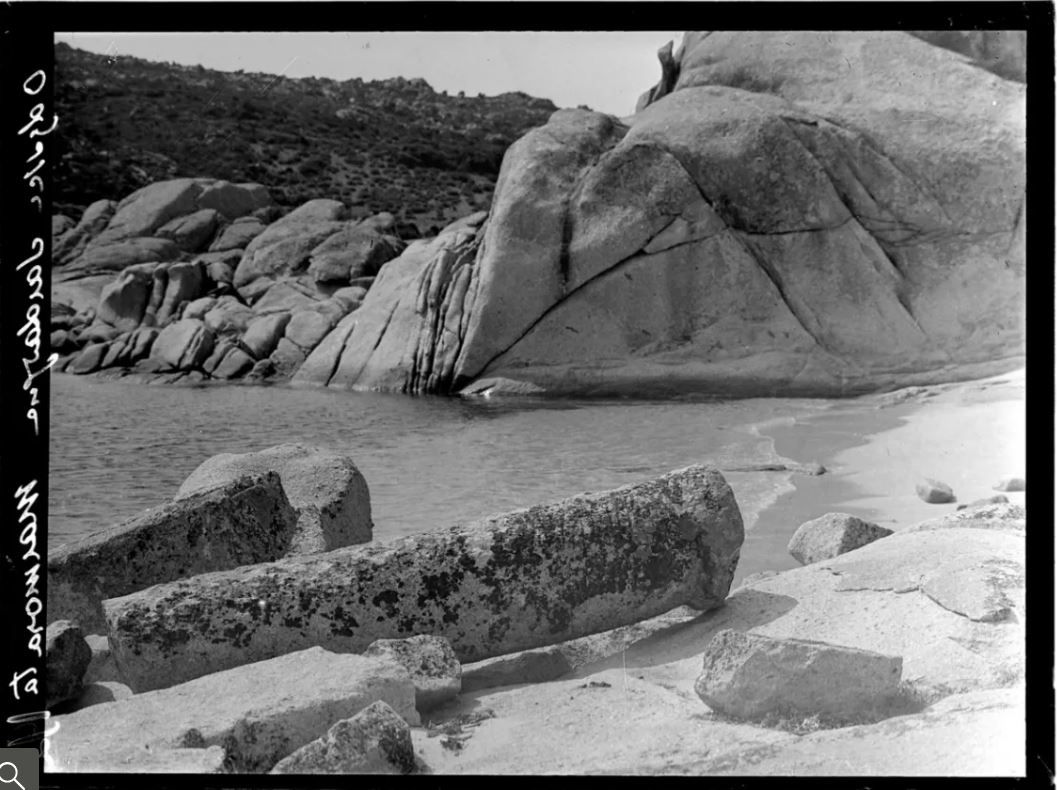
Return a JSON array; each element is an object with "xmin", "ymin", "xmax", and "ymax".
[{"xmin": 296, "ymin": 31, "xmax": 1024, "ymax": 396}]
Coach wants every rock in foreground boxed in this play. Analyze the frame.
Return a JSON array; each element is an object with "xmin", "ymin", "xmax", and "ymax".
[
  {"xmin": 787, "ymin": 513, "xmax": 893, "ymax": 565},
  {"xmin": 105, "ymin": 465, "xmax": 743, "ymax": 691},
  {"xmin": 694, "ymin": 629, "xmax": 903, "ymax": 721},
  {"xmin": 45, "ymin": 621, "xmax": 92, "ymax": 709},
  {"xmin": 176, "ymin": 443, "xmax": 373, "ymax": 553},
  {"xmin": 46, "ymin": 647, "xmax": 417, "ymax": 773},
  {"xmin": 271, "ymin": 701, "xmax": 417, "ymax": 775},
  {"xmin": 48, "ymin": 472, "xmax": 297, "ymax": 632},
  {"xmin": 364, "ymin": 635, "xmax": 461, "ymax": 713}
]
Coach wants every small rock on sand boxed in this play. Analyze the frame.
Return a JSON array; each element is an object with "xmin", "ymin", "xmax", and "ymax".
[
  {"xmin": 694, "ymin": 629, "xmax": 903, "ymax": 721},
  {"xmin": 992, "ymin": 476, "xmax": 1025, "ymax": 492},
  {"xmin": 787, "ymin": 513, "xmax": 893, "ymax": 565},
  {"xmin": 916, "ymin": 478, "xmax": 956, "ymax": 504}
]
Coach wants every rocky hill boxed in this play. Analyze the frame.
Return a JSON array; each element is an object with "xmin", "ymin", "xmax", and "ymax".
[{"xmin": 53, "ymin": 42, "xmax": 558, "ymax": 236}]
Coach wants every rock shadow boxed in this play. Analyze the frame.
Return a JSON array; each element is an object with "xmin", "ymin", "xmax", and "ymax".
[{"xmin": 574, "ymin": 588, "xmax": 800, "ymax": 675}]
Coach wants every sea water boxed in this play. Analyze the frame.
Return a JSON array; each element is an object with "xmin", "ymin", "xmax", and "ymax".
[{"xmin": 48, "ymin": 374, "xmax": 834, "ymax": 550}]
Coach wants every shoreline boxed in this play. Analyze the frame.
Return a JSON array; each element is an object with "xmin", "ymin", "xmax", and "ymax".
[{"xmin": 730, "ymin": 368, "xmax": 1025, "ymax": 587}]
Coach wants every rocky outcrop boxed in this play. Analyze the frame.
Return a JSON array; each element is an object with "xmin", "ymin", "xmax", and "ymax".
[
  {"xmin": 104, "ymin": 465, "xmax": 743, "ymax": 691},
  {"xmin": 694, "ymin": 629, "xmax": 904, "ymax": 720},
  {"xmin": 271, "ymin": 701, "xmax": 418, "ymax": 775},
  {"xmin": 787, "ymin": 513, "xmax": 893, "ymax": 565},
  {"xmin": 297, "ymin": 31, "xmax": 1024, "ymax": 397},
  {"xmin": 364, "ymin": 635, "xmax": 462, "ymax": 712},
  {"xmin": 46, "ymin": 621, "xmax": 92, "ymax": 708},
  {"xmin": 175, "ymin": 443, "xmax": 373, "ymax": 553},
  {"xmin": 48, "ymin": 473, "xmax": 297, "ymax": 632},
  {"xmin": 46, "ymin": 647, "xmax": 418, "ymax": 773}
]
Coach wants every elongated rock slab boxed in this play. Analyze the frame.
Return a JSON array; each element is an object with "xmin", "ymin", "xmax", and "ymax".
[
  {"xmin": 105, "ymin": 465, "xmax": 743, "ymax": 692},
  {"xmin": 46, "ymin": 647, "xmax": 417, "ymax": 773},
  {"xmin": 48, "ymin": 473, "xmax": 298, "ymax": 633}
]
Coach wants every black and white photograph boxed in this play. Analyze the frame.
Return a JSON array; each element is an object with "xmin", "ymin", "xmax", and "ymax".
[{"xmin": 0, "ymin": 5, "xmax": 1050, "ymax": 782}]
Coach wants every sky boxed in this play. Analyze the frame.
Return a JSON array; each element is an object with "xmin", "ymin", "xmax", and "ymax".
[{"xmin": 54, "ymin": 32, "xmax": 686, "ymax": 116}]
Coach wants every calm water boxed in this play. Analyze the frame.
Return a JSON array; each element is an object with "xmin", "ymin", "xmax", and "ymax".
[{"xmin": 48, "ymin": 374, "xmax": 832, "ymax": 549}]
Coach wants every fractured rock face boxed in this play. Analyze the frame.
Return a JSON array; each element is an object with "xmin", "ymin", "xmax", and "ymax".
[
  {"xmin": 48, "ymin": 473, "xmax": 298, "ymax": 632},
  {"xmin": 694, "ymin": 629, "xmax": 903, "ymax": 720},
  {"xmin": 46, "ymin": 647, "xmax": 417, "ymax": 773},
  {"xmin": 175, "ymin": 443, "xmax": 372, "ymax": 553},
  {"xmin": 788, "ymin": 513, "xmax": 893, "ymax": 565},
  {"xmin": 294, "ymin": 32, "xmax": 1024, "ymax": 397},
  {"xmin": 271, "ymin": 701, "xmax": 417, "ymax": 775},
  {"xmin": 104, "ymin": 465, "xmax": 743, "ymax": 691},
  {"xmin": 364, "ymin": 635, "xmax": 461, "ymax": 713}
]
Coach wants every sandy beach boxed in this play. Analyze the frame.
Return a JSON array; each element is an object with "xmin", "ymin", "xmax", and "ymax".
[{"xmin": 407, "ymin": 370, "xmax": 1027, "ymax": 775}]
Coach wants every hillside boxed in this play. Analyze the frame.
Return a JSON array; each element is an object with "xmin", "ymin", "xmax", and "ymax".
[{"xmin": 53, "ymin": 42, "xmax": 559, "ymax": 236}]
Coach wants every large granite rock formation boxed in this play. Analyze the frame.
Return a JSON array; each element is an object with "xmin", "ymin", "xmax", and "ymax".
[
  {"xmin": 104, "ymin": 465, "xmax": 743, "ymax": 692},
  {"xmin": 296, "ymin": 31, "xmax": 1024, "ymax": 397}
]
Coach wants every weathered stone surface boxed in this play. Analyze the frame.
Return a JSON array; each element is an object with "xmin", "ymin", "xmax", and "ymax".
[
  {"xmin": 46, "ymin": 647, "xmax": 418, "ymax": 772},
  {"xmin": 269, "ymin": 337, "xmax": 306, "ymax": 378},
  {"xmin": 68, "ymin": 342, "xmax": 109, "ymax": 375},
  {"xmin": 154, "ymin": 261, "xmax": 206, "ymax": 326},
  {"xmin": 175, "ymin": 443, "xmax": 372, "ymax": 554},
  {"xmin": 157, "ymin": 208, "xmax": 221, "ymax": 252},
  {"xmin": 365, "ymin": 635, "xmax": 461, "ymax": 712},
  {"xmin": 271, "ymin": 700, "xmax": 416, "ymax": 775},
  {"xmin": 209, "ymin": 216, "xmax": 267, "ymax": 252},
  {"xmin": 250, "ymin": 279, "xmax": 322, "ymax": 315},
  {"xmin": 958, "ymin": 494, "xmax": 1010, "ymax": 511},
  {"xmin": 920, "ymin": 556, "xmax": 1020, "ymax": 622},
  {"xmin": 694, "ymin": 629, "xmax": 903, "ymax": 720},
  {"xmin": 84, "ymin": 634, "xmax": 122, "ymax": 684},
  {"xmin": 906, "ymin": 502, "xmax": 1025, "ymax": 535},
  {"xmin": 461, "ymin": 646, "xmax": 573, "ymax": 693},
  {"xmin": 294, "ymin": 32, "xmax": 1023, "ymax": 397},
  {"xmin": 96, "ymin": 265, "xmax": 154, "ymax": 332},
  {"xmin": 284, "ymin": 308, "xmax": 338, "ymax": 351},
  {"xmin": 53, "ymin": 199, "xmax": 116, "ymax": 265},
  {"xmin": 149, "ymin": 318, "xmax": 215, "ymax": 370},
  {"xmin": 46, "ymin": 621, "xmax": 92, "ymax": 708},
  {"xmin": 62, "ymin": 681, "xmax": 134, "ymax": 713},
  {"xmin": 93, "ymin": 179, "xmax": 203, "ymax": 243},
  {"xmin": 203, "ymin": 296, "xmax": 255, "ymax": 336},
  {"xmin": 195, "ymin": 180, "xmax": 273, "ymax": 220},
  {"xmin": 66, "ymin": 237, "xmax": 180, "ymax": 275},
  {"xmin": 48, "ymin": 473, "xmax": 298, "ymax": 633},
  {"xmin": 242, "ymin": 312, "xmax": 292, "ymax": 359},
  {"xmin": 307, "ymin": 227, "xmax": 405, "ymax": 284},
  {"xmin": 917, "ymin": 478, "xmax": 956, "ymax": 503},
  {"xmin": 993, "ymin": 476, "xmax": 1025, "ymax": 492},
  {"xmin": 787, "ymin": 513, "xmax": 893, "ymax": 565},
  {"xmin": 213, "ymin": 347, "xmax": 255, "ymax": 379},
  {"xmin": 105, "ymin": 466, "xmax": 743, "ymax": 690},
  {"xmin": 182, "ymin": 295, "xmax": 217, "ymax": 321}
]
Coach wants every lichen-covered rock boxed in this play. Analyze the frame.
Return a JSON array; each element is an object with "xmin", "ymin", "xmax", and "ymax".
[
  {"xmin": 175, "ymin": 443, "xmax": 372, "ymax": 553},
  {"xmin": 105, "ymin": 465, "xmax": 742, "ymax": 691},
  {"xmin": 46, "ymin": 647, "xmax": 417, "ymax": 773},
  {"xmin": 48, "ymin": 473, "xmax": 298, "ymax": 633},
  {"xmin": 149, "ymin": 317, "xmax": 215, "ymax": 370},
  {"xmin": 364, "ymin": 635, "xmax": 461, "ymax": 712},
  {"xmin": 694, "ymin": 629, "xmax": 903, "ymax": 720},
  {"xmin": 917, "ymin": 478, "xmax": 956, "ymax": 504},
  {"xmin": 787, "ymin": 513, "xmax": 893, "ymax": 565},
  {"xmin": 271, "ymin": 700, "xmax": 416, "ymax": 775},
  {"xmin": 46, "ymin": 621, "xmax": 92, "ymax": 709}
]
